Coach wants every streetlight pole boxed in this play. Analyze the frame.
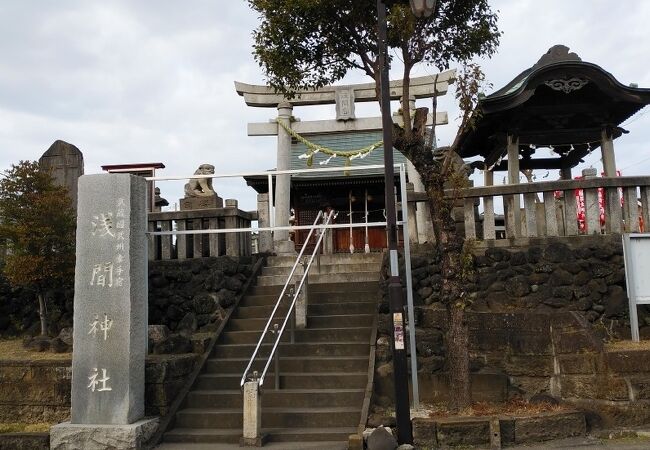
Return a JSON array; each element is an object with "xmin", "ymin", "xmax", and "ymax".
[{"xmin": 377, "ymin": 0, "xmax": 412, "ymax": 444}]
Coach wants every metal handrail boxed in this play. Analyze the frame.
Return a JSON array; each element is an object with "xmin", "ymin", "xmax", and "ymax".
[
  {"xmin": 256, "ymin": 209, "xmax": 336, "ymax": 388},
  {"xmin": 239, "ymin": 210, "xmax": 325, "ymax": 388}
]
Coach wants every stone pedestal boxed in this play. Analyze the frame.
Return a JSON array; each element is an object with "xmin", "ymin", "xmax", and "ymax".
[
  {"xmin": 179, "ymin": 195, "xmax": 223, "ymax": 211},
  {"xmin": 50, "ymin": 418, "xmax": 158, "ymax": 450},
  {"xmin": 241, "ymin": 381, "xmax": 268, "ymax": 447}
]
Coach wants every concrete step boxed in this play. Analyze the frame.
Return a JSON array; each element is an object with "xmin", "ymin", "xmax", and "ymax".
[
  {"xmin": 249, "ymin": 281, "xmax": 379, "ymax": 295},
  {"xmin": 196, "ymin": 371, "xmax": 367, "ymax": 391},
  {"xmin": 267, "ymin": 253, "xmax": 382, "ymax": 267},
  {"xmin": 233, "ymin": 302, "xmax": 375, "ymax": 319},
  {"xmin": 240, "ymin": 291, "xmax": 378, "ymax": 307},
  {"xmin": 229, "ymin": 314, "xmax": 374, "ymax": 331},
  {"xmin": 185, "ymin": 388, "xmax": 365, "ymax": 409},
  {"xmin": 219, "ymin": 327, "xmax": 372, "ymax": 345},
  {"xmin": 212, "ymin": 342, "xmax": 369, "ymax": 359},
  {"xmin": 163, "ymin": 427, "xmax": 355, "ymax": 444},
  {"xmin": 256, "ymin": 271, "xmax": 380, "ymax": 286},
  {"xmin": 205, "ymin": 356, "xmax": 369, "ymax": 374},
  {"xmin": 261, "ymin": 262, "xmax": 382, "ymax": 276},
  {"xmin": 175, "ymin": 406, "xmax": 361, "ymax": 429}
]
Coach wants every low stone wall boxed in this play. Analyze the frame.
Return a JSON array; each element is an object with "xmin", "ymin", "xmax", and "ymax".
[
  {"xmin": 0, "ymin": 354, "xmax": 198, "ymax": 425},
  {"xmin": 412, "ymin": 411, "xmax": 586, "ymax": 448},
  {"xmin": 0, "ymin": 432, "xmax": 49, "ymax": 450}
]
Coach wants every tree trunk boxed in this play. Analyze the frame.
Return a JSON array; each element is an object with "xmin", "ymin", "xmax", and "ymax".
[
  {"xmin": 37, "ymin": 292, "xmax": 47, "ymax": 336},
  {"xmin": 448, "ymin": 301, "xmax": 470, "ymax": 412},
  {"xmin": 393, "ymin": 107, "xmax": 472, "ymax": 412}
]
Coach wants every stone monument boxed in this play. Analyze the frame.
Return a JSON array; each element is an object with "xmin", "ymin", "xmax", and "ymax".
[
  {"xmin": 180, "ymin": 163, "xmax": 223, "ymax": 210},
  {"xmin": 39, "ymin": 140, "xmax": 84, "ymax": 210},
  {"xmin": 50, "ymin": 174, "xmax": 157, "ymax": 449}
]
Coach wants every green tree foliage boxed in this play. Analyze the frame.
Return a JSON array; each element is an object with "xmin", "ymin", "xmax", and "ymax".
[
  {"xmin": 0, "ymin": 161, "xmax": 76, "ymax": 335},
  {"xmin": 248, "ymin": 0, "xmax": 501, "ymax": 412}
]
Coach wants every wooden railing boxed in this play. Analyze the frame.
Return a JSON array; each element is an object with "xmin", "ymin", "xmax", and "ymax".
[
  {"xmin": 409, "ymin": 177, "xmax": 650, "ymax": 240},
  {"xmin": 147, "ymin": 199, "xmax": 253, "ymax": 260}
]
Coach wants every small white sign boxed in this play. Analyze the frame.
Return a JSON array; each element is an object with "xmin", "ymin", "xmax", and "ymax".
[{"xmin": 622, "ymin": 233, "xmax": 650, "ymax": 341}]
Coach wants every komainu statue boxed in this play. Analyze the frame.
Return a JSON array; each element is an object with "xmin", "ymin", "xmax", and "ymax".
[{"xmin": 184, "ymin": 164, "xmax": 217, "ymax": 197}]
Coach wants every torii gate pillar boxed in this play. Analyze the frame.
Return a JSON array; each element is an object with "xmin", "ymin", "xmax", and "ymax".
[{"xmin": 274, "ymin": 102, "xmax": 296, "ymax": 254}]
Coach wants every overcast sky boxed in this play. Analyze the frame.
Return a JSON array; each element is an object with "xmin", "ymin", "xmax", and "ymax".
[{"xmin": 1, "ymin": 0, "xmax": 649, "ymax": 211}]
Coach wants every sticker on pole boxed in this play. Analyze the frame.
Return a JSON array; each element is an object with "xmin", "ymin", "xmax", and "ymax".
[{"xmin": 393, "ymin": 312, "xmax": 405, "ymax": 350}]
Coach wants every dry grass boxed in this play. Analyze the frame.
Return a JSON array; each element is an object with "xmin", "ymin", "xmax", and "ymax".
[
  {"xmin": 605, "ymin": 339, "xmax": 650, "ymax": 351},
  {"xmin": 0, "ymin": 423, "xmax": 51, "ymax": 433},
  {"xmin": 0, "ymin": 338, "xmax": 70, "ymax": 361},
  {"xmin": 424, "ymin": 398, "xmax": 568, "ymax": 419}
]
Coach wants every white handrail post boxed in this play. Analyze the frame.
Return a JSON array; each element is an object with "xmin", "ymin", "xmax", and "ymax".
[{"xmin": 241, "ymin": 380, "xmax": 267, "ymax": 446}]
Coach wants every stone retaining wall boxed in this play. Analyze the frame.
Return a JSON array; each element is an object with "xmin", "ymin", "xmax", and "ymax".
[
  {"xmin": 374, "ymin": 236, "xmax": 650, "ymax": 428},
  {"xmin": 0, "ymin": 354, "xmax": 197, "ymax": 424}
]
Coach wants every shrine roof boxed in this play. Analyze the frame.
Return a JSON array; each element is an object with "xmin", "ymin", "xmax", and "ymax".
[{"xmin": 456, "ymin": 45, "xmax": 650, "ymax": 171}]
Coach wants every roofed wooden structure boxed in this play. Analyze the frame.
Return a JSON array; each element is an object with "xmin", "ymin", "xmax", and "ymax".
[{"xmin": 457, "ymin": 45, "xmax": 650, "ymax": 178}]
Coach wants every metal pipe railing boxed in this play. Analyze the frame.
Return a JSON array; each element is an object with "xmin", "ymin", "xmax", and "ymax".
[
  {"xmin": 239, "ymin": 210, "xmax": 325, "ymax": 388},
  {"xmin": 256, "ymin": 210, "xmax": 336, "ymax": 388}
]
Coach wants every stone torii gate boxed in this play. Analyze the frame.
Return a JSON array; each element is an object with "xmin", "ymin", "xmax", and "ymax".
[{"xmin": 235, "ymin": 71, "xmax": 455, "ymax": 253}]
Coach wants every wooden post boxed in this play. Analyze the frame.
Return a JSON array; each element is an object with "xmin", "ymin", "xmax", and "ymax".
[
  {"xmin": 506, "ymin": 135, "xmax": 521, "ymax": 237},
  {"xmin": 601, "ymin": 128, "xmax": 617, "ymax": 177},
  {"xmin": 483, "ymin": 170, "xmax": 495, "ymax": 240}
]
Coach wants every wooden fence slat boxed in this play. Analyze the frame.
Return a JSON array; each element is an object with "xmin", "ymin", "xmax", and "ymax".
[
  {"xmin": 605, "ymin": 187, "xmax": 622, "ymax": 234},
  {"xmin": 193, "ymin": 219, "xmax": 203, "ymax": 258},
  {"xmin": 623, "ymin": 187, "xmax": 641, "ymax": 232},
  {"xmin": 543, "ymin": 191, "xmax": 558, "ymax": 237},
  {"xmin": 641, "ymin": 186, "xmax": 650, "ymax": 232},
  {"xmin": 160, "ymin": 220, "xmax": 172, "ymax": 260},
  {"xmin": 177, "ymin": 220, "xmax": 187, "ymax": 260},
  {"xmin": 208, "ymin": 218, "xmax": 220, "ymax": 257},
  {"xmin": 504, "ymin": 195, "xmax": 517, "ymax": 238},
  {"xmin": 464, "ymin": 198, "xmax": 476, "ymax": 239},
  {"xmin": 148, "ymin": 221, "xmax": 156, "ymax": 261},
  {"xmin": 584, "ymin": 188, "xmax": 600, "ymax": 235},
  {"xmin": 523, "ymin": 192, "xmax": 538, "ymax": 237},
  {"xmin": 483, "ymin": 196, "xmax": 496, "ymax": 240},
  {"xmin": 563, "ymin": 190, "xmax": 579, "ymax": 236}
]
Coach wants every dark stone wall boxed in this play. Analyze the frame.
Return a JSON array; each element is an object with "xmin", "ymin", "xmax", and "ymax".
[
  {"xmin": 0, "ymin": 255, "xmax": 255, "ymax": 338},
  {"xmin": 374, "ymin": 236, "xmax": 650, "ymax": 426},
  {"xmin": 148, "ymin": 256, "xmax": 254, "ymax": 333}
]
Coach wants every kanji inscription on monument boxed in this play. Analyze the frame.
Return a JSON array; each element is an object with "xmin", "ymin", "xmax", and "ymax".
[{"xmin": 71, "ymin": 174, "xmax": 147, "ymax": 425}]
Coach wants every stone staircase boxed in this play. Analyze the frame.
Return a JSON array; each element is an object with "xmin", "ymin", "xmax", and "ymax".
[{"xmin": 163, "ymin": 252, "xmax": 382, "ymax": 445}]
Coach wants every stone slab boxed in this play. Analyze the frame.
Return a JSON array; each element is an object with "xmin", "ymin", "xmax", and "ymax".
[
  {"xmin": 513, "ymin": 411, "xmax": 586, "ymax": 444},
  {"xmin": 72, "ymin": 174, "xmax": 147, "ymax": 424},
  {"xmin": 50, "ymin": 418, "xmax": 158, "ymax": 450},
  {"xmin": 180, "ymin": 195, "xmax": 223, "ymax": 211}
]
